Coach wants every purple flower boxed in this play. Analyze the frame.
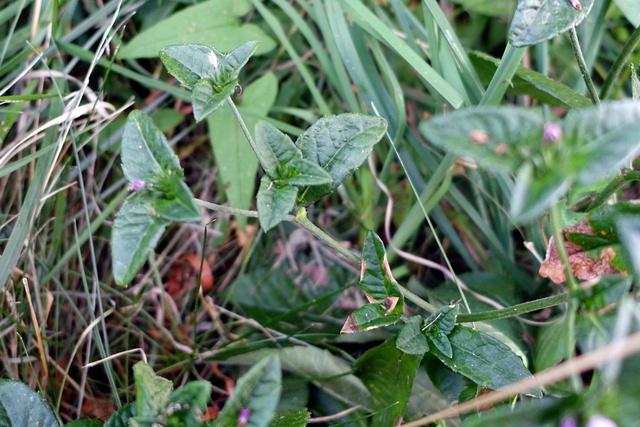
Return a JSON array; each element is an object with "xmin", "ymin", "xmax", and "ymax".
[
  {"xmin": 569, "ymin": 0, "xmax": 583, "ymax": 10},
  {"xmin": 129, "ymin": 180, "xmax": 146, "ymax": 190},
  {"xmin": 543, "ymin": 122, "xmax": 563, "ymax": 142},
  {"xmin": 560, "ymin": 417, "xmax": 578, "ymax": 427},
  {"xmin": 586, "ymin": 415, "xmax": 617, "ymax": 427},
  {"xmin": 237, "ymin": 407, "xmax": 251, "ymax": 426}
]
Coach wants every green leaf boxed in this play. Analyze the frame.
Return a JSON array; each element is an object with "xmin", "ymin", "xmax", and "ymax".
[
  {"xmin": 430, "ymin": 326, "xmax": 542, "ymax": 397},
  {"xmin": 132, "ymin": 362, "xmax": 173, "ymax": 425},
  {"xmin": 342, "ymin": 303, "xmax": 403, "ymax": 333},
  {"xmin": 118, "ymin": 0, "xmax": 275, "ymax": 59},
  {"xmin": 122, "ymin": 110, "xmax": 184, "ymax": 183},
  {"xmin": 451, "ymin": 0, "xmax": 516, "ymax": 16},
  {"xmin": 419, "ymin": 106, "xmax": 544, "ymax": 174},
  {"xmin": 397, "ymin": 316, "xmax": 430, "ymax": 355},
  {"xmin": 207, "ymin": 73, "xmax": 277, "ymax": 228},
  {"xmin": 354, "ymin": 337, "xmax": 422, "ymax": 426},
  {"xmin": 563, "ymin": 100, "xmax": 640, "ymax": 185},
  {"xmin": 105, "ymin": 403, "xmax": 137, "ymax": 427},
  {"xmin": 566, "ymin": 202, "xmax": 640, "ymax": 273},
  {"xmin": 509, "ymin": 0, "xmax": 596, "ymax": 47},
  {"xmin": 267, "ymin": 409, "xmax": 310, "ymax": 427},
  {"xmin": 359, "ymin": 231, "xmax": 403, "ymax": 303},
  {"xmin": 153, "ymin": 173, "xmax": 202, "ymax": 222},
  {"xmin": 166, "ymin": 381, "xmax": 212, "ymax": 426},
  {"xmin": 510, "ymin": 162, "xmax": 571, "ymax": 223},
  {"xmin": 216, "ymin": 354, "xmax": 282, "ymax": 427},
  {"xmin": 225, "ymin": 346, "xmax": 372, "ymax": 411},
  {"xmin": 255, "ymin": 121, "xmax": 332, "ymax": 186},
  {"xmin": 617, "ymin": 215, "xmax": 640, "ymax": 276},
  {"xmin": 424, "ymin": 305, "xmax": 459, "ymax": 359},
  {"xmin": 342, "ymin": 231, "xmax": 403, "ymax": 333},
  {"xmin": 159, "ymin": 44, "xmax": 221, "ymax": 90},
  {"xmin": 0, "ymin": 380, "xmax": 59, "ymax": 427},
  {"xmin": 256, "ymin": 176, "xmax": 297, "ymax": 231},
  {"xmin": 297, "ymin": 114, "xmax": 387, "ymax": 206},
  {"xmin": 191, "ymin": 78, "xmax": 237, "ymax": 122},
  {"xmin": 65, "ymin": 421, "xmax": 102, "ymax": 427},
  {"xmin": 470, "ymin": 51, "xmax": 592, "ymax": 109},
  {"xmin": 614, "ymin": 0, "xmax": 640, "ymax": 26},
  {"xmin": 111, "ymin": 194, "xmax": 169, "ymax": 286}
]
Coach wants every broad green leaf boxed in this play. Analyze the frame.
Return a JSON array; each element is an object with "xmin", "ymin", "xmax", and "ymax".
[
  {"xmin": 510, "ymin": 162, "xmax": 571, "ymax": 223},
  {"xmin": 431, "ymin": 326, "xmax": 542, "ymax": 397},
  {"xmin": 122, "ymin": 110, "xmax": 184, "ymax": 182},
  {"xmin": 118, "ymin": 0, "xmax": 274, "ymax": 59},
  {"xmin": 267, "ymin": 409, "xmax": 310, "ymax": 427},
  {"xmin": 424, "ymin": 355, "xmax": 476, "ymax": 400},
  {"xmin": 256, "ymin": 176, "xmax": 297, "ymax": 231},
  {"xmin": 0, "ymin": 380, "xmax": 59, "ymax": 427},
  {"xmin": 354, "ymin": 337, "xmax": 422, "ymax": 426},
  {"xmin": 104, "ymin": 403, "xmax": 137, "ymax": 427},
  {"xmin": 279, "ymin": 157, "xmax": 332, "ymax": 186},
  {"xmin": 191, "ymin": 78, "xmax": 237, "ymax": 122},
  {"xmin": 225, "ymin": 346, "xmax": 372, "ymax": 411},
  {"xmin": 153, "ymin": 173, "xmax": 202, "ymax": 222},
  {"xmin": 566, "ymin": 202, "xmax": 640, "ymax": 273},
  {"xmin": 215, "ymin": 40, "xmax": 260, "ymax": 84},
  {"xmin": 470, "ymin": 51, "xmax": 592, "ymax": 109},
  {"xmin": 509, "ymin": 0, "xmax": 596, "ymax": 47},
  {"xmin": 419, "ymin": 106, "xmax": 544, "ymax": 174},
  {"xmin": 166, "ymin": 381, "xmax": 212, "ymax": 426},
  {"xmin": 297, "ymin": 114, "xmax": 387, "ymax": 206},
  {"xmin": 255, "ymin": 120, "xmax": 294, "ymax": 178},
  {"xmin": 614, "ymin": 0, "xmax": 640, "ymax": 26},
  {"xmin": 451, "ymin": 0, "xmax": 515, "ymax": 16},
  {"xmin": 563, "ymin": 100, "xmax": 640, "ymax": 185},
  {"xmin": 424, "ymin": 305, "xmax": 458, "ymax": 359},
  {"xmin": 255, "ymin": 121, "xmax": 332, "ymax": 186},
  {"xmin": 341, "ymin": 303, "xmax": 403, "ymax": 333},
  {"xmin": 112, "ymin": 194, "xmax": 169, "ymax": 286},
  {"xmin": 132, "ymin": 362, "xmax": 173, "ymax": 425},
  {"xmin": 342, "ymin": 232, "xmax": 404, "ymax": 332},
  {"xmin": 359, "ymin": 231, "xmax": 403, "ymax": 303},
  {"xmin": 216, "ymin": 354, "xmax": 281, "ymax": 427},
  {"xmin": 207, "ymin": 74, "xmax": 276, "ymax": 229},
  {"xmin": 617, "ymin": 215, "xmax": 640, "ymax": 276},
  {"xmin": 159, "ymin": 44, "xmax": 221, "ymax": 90},
  {"xmin": 397, "ymin": 316, "xmax": 429, "ymax": 355}
]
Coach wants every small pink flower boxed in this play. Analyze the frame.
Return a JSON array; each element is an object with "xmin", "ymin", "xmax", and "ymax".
[
  {"xmin": 237, "ymin": 407, "xmax": 251, "ymax": 426},
  {"xmin": 129, "ymin": 180, "xmax": 146, "ymax": 190},
  {"xmin": 586, "ymin": 415, "xmax": 617, "ymax": 427},
  {"xmin": 560, "ymin": 417, "xmax": 578, "ymax": 427},
  {"xmin": 569, "ymin": 0, "xmax": 583, "ymax": 10},
  {"xmin": 543, "ymin": 122, "xmax": 563, "ymax": 142}
]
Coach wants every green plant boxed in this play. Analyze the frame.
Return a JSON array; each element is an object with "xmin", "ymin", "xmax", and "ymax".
[{"xmin": 3, "ymin": 0, "xmax": 640, "ymax": 425}]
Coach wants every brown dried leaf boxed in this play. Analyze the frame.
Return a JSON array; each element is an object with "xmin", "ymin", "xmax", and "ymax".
[{"xmin": 539, "ymin": 219, "xmax": 621, "ymax": 284}]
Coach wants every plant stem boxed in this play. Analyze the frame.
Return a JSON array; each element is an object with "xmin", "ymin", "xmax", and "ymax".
[
  {"xmin": 226, "ymin": 96, "xmax": 260, "ymax": 157},
  {"xmin": 549, "ymin": 203, "xmax": 579, "ymax": 293},
  {"xmin": 586, "ymin": 169, "xmax": 640, "ymax": 211},
  {"xmin": 293, "ymin": 207, "xmax": 360, "ymax": 265},
  {"xmin": 569, "ymin": 27, "xmax": 600, "ymax": 105},
  {"xmin": 600, "ymin": 25, "xmax": 640, "ymax": 100},
  {"xmin": 456, "ymin": 293, "xmax": 568, "ymax": 323}
]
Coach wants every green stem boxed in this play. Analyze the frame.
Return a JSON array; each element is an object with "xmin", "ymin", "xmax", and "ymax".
[
  {"xmin": 293, "ymin": 207, "xmax": 360, "ymax": 265},
  {"xmin": 456, "ymin": 293, "xmax": 568, "ymax": 323},
  {"xmin": 586, "ymin": 169, "xmax": 640, "ymax": 211},
  {"xmin": 600, "ymin": 25, "xmax": 640, "ymax": 100},
  {"xmin": 569, "ymin": 27, "xmax": 600, "ymax": 105},
  {"xmin": 550, "ymin": 203, "xmax": 579, "ymax": 293},
  {"xmin": 226, "ymin": 96, "xmax": 261, "ymax": 159}
]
